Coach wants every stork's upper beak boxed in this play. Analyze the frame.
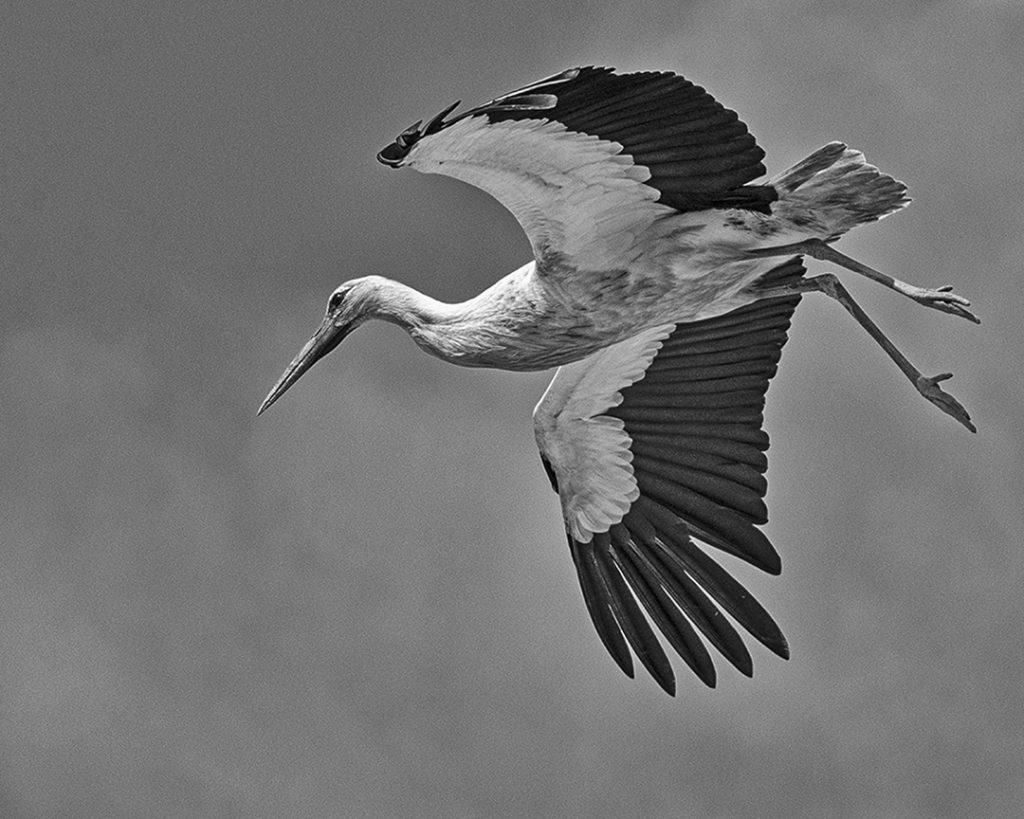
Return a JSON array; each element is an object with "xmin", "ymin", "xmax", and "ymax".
[{"xmin": 257, "ymin": 315, "xmax": 351, "ymax": 415}]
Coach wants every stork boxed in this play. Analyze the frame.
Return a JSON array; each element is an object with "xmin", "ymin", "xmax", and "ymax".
[{"xmin": 259, "ymin": 67, "xmax": 977, "ymax": 695}]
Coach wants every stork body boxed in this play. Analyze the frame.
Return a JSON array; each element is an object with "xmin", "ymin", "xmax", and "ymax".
[
  {"xmin": 307, "ymin": 151, "xmax": 912, "ymax": 373},
  {"xmin": 260, "ymin": 67, "xmax": 977, "ymax": 695}
]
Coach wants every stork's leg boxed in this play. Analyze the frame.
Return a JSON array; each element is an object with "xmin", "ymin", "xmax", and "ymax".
[
  {"xmin": 745, "ymin": 238, "xmax": 980, "ymax": 324},
  {"xmin": 753, "ymin": 273, "xmax": 976, "ymax": 432}
]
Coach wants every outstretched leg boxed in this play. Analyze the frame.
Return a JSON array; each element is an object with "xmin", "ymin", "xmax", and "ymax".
[
  {"xmin": 746, "ymin": 238, "xmax": 980, "ymax": 324},
  {"xmin": 753, "ymin": 273, "xmax": 976, "ymax": 432}
]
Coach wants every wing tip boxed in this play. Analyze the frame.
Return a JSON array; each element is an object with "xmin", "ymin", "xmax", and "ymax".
[
  {"xmin": 377, "ymin": 100, "xmax": 461, "ymax": 167},
  {"xmin": 566, "ymin": 510, "xmax": 789, "ymax": 695}
]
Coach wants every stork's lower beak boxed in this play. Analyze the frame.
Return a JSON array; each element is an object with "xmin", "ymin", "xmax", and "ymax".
[{"xmin": 257, "ymin": 316, "xmax": 350, "ymax": 415}]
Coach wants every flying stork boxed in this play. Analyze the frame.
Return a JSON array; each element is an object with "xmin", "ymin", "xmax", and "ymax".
[{"xmin": 259, "ymin": 67, "xmax": 977, "ymax": 695}]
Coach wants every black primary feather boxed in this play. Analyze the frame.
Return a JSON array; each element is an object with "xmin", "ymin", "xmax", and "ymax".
[
  {"xmin": 563, "ymin": 257, "xmax": 804, "ymax": 693},
  {"xmin": 379, "ymin": 66, "xmax": 777, "ymax": 215}
]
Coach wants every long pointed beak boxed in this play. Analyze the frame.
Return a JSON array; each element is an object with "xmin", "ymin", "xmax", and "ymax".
[{"xmin": 257, "ymin": 316, "xmax": 350, "ymax": 416}]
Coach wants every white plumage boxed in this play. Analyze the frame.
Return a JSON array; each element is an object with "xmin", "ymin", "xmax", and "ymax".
[
  {"xmin": 408, "ymin": 116, "xmax": 667, "ymax": 269},
  {"xmin": 259, "ymin": 67, "xmax": 977, "ymax": 695},
  {"xmin": 534, "ymin": 323, "xmax": 675, "ymax": 541}
]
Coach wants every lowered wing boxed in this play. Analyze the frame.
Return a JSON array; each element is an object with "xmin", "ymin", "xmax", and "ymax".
[
  {"xmin": 378, "ymin": 66, "xmax": 775, "ymax": 273},
  {"xmin": 532, "ymin": 258, "xmax": 804, "ymax": 693}
]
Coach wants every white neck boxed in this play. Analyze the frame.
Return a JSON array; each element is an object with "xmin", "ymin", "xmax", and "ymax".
[{"xmin": 364, "ymin": 263, "xmax": 605, "ymax": 371}]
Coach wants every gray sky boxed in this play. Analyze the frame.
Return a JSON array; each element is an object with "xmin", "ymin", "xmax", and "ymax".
[{"xmin": 3, "ymin": 1, "xmax": 1023, "ymax": 815}]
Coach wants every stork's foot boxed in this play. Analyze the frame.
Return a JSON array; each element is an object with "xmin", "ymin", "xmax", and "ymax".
[
  {"xmin": 916, "ymin": 373, "xmax": 976, "ymax": 432},
  {"xmin": 899, "ymin": 284, "xmax": 980, "ymax": 324}
]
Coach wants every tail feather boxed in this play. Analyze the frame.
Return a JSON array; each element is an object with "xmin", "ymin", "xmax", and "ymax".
[
  {"xmin": 770, "ymin": 142, "xmax": 910, "ymax": 239},
  {"xmin": 769, "ymin": 141, "xmax": 849, "ymax": 193}
]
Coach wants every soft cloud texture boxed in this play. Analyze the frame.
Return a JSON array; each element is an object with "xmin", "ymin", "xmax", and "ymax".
[{"xmin": 3, "ymin": 1, "xmax": 1022, "ymax": 815}]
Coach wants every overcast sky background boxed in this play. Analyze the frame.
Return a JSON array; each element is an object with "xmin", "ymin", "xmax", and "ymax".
[{"xmin": 3, "ymin": 1, "xmax": 1023, "ymax": 816}]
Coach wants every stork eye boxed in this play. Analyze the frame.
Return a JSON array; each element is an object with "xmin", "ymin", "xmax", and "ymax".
[{"xmin": 327, "ymin": 292, "xmax": 345, "ymax": 313}]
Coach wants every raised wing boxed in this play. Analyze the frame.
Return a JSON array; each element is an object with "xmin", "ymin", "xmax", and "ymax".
[
  {"xmin": 532, "ymin": 258, "xmax": 804, "ymax": 693},
  {"xmin": 378, "ymin": 67, "xmax": 776, "ymax": 272}
]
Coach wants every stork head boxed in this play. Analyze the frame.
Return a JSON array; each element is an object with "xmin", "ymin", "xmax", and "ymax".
[{"xmin": 257, "ymin": 277, "xmax": 388, "ymax": 415}]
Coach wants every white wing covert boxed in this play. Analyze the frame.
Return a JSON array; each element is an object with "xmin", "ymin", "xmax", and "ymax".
[
  {"xmin": 533, "ymin": 323, "xmax": 676, "ymax": 541},
  {"xmin": 533, "ymin": 258, "xmax": 806, "ymax": 693}
]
